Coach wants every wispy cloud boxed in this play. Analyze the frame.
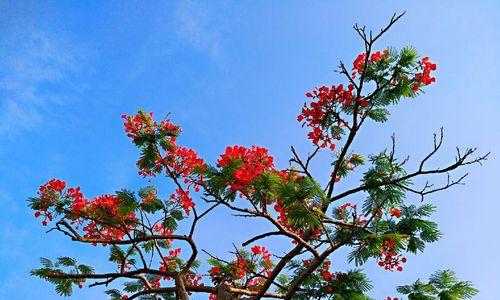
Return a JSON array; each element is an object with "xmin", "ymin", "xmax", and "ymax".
[
  {"xmin": 173, "ymin": 0, "xmax": 223, "ymax": 63},
  {"xmin": 126, "ymin": 1, "xmax": 225, "ymax": 80},
  {"xmin": 0, "ymin": 29, "xmax": 84, "ymax": 135}
]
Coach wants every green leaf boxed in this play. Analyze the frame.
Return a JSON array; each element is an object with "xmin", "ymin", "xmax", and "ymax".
[
  {"xmin": 40, "ymin": 257, "xmax": 54, "ymax": 268},
  {"xmin": 78, "ymin": 264, "xmax": 94, "ymax": 275},
  {"xmin": 109, "ymin": 245, "xmax": 126, "ymax": 263},
  {"xmin": 398, "ymin": 270, "xmax": 478, "ymax": 300},
  {"xmin": 367, "ymin": 108, "xmax": 390, "ymax": 122},
  {"xmin": 55, "ymin": 280, "xmax": 73, "ymax": 296},
  {"xmin": 57, "ymin": 257, "xmax": 76, "ymax": 267},
  {"xmin": 171, "ymin": 209, "xmax": 184, "ymax": 221},
  {"xmin": 163, "ymin": 216, "xmax": 178, "ymax": 231},
  {"xmin": 105, "ymin": 289, "xmax": 122, "ymax": 300},
  {"xmin": 399, "ymin": 46, "xmax": 419, "ymax": 67},
  {"xmin": 116, "ymin": 190, "xmax": 138, "ymax": 216},
  {"xmin": 124, "ymin": 280, "xmax": 144, "ymax": 293}
]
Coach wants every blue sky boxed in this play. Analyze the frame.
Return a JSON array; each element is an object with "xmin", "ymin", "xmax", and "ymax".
[{"xmin": 0, "ymin": 1, "xmax": 499, "ymax": 299}]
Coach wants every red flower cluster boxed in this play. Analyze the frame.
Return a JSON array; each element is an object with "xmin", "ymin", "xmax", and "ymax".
[
  {"xmin": 170, "ymin": 188, "xmax": 195, "ymax": 216},
  {"xmin": 155, "ymin": 248, "xmax": 182, "ymax": 283},
  {"xmin": 209, "ymin": 246, "xmax": 274, "ymax": 289},
  {"xmin": 389, "ymin": 207, "xmax": 403, "ymax": 218},
  {"xmin": 338, "ymin": 202, "xmax": 358, "ymax": 219},
  {"xmin": 186, "ymin": 274, "xmax": 203, "ymax": 287},
  {"xmin": 151, "ymin": 279, "xmax": 161, "ymax": 288},
  {"xmin": 297, "ymin": 84, "xmax": 355, "ymax": 150},
  {"xmin": 336, "ymin": 202, "xmax": 367, "ymax": 225},
  {"xmin": 217, "ymin": 145, "xmax": 274, "ymax": 191},
  {"xmin": 273, "ymin": 199, "xmax": 288, "ymax": 224},
  {"xmin": 304, "ymin": 260, "xmax": 344, "ymax": 294},
  {"xmin": 319, "ymin": 260, "xmax": 334, "ymax": 281},
  {"xmin": 231, "ymin": 255, "xmax": 249, "ymax": 280},
  {"xmin": 377, "ymin": 240, "xmax": 407, "ymax": 272},
  {"xmin": 251, "ymin": 245, "xmax": 271, "ymax": 263},
  {"xmin": 40, "ymin": 179, "xmax": 66, "ymax": 193},
  {"xmin": 81, "ymin": 194, "xmax": 137, "ymax": 246},
  {"xmin": 34, "ymin": 179, "xmax": 68, "ymax": 226},
  {"xmin": 123, "ymin": 111, "xmax": 206, "ymax": 216},
  {"xmin": 412, "ymin": 56, "xmax": 436, "ymax": 92},
  {"xmin": 122, "ymin": 111, "xmax": 153, "ymax": 139},
  {"xmin": 69, "ymin": 187, "xmax": 87, "ymax": 212},
  {"xmin": 209, "ymin": 266, "xmax": 221, "ymax": 277},
  {"xmin": 122, "ymin": 111, "xmax": 180, "ymax": 140},
  {"xmin": 123, "ymin": 111, "xmax": 205, "ymax": 179},
  {"xmin": 34, "ymin": 179, "xmax": 137, "ymax": 246},
  {"xmin": 352, "ymin": 50, "xmax": 389, "ymax": 78},
  {"xmin": 165, "ymin": 146, "xmax": 206, "ymax": 177},
  {"xmin": 152, "ymin": 224, "xmax": 172, "ymax": 242},
  {"xmin": 159, "ymin": 248, "xmax": 182, "ymax": 275},
  {"xmin": 162, "ymin": 146, "xmax": 205, "ymax": 216}
]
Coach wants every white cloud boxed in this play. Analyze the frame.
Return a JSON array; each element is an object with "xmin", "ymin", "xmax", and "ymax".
[
  {"xmin": 0, "ymin": 30, "xmax": 82, "ymax": 135},
  {"xmin": 125, "ymin": 1, "xmax": 226, "ymax": 80},
  {"xmin": 173, "ymin": 0, "xmax": 223, "ymax": 63}
]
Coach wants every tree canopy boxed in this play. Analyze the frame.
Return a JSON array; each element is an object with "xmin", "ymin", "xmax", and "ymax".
[{"xmin": 29, "ymin": 13, "xmax": 485, "ymax": 299}]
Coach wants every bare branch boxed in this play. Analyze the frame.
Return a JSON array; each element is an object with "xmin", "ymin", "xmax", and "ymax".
[
  {"xmin": 242, "ymin": 231, "xmax": 282, "ymax": 247},
  {"xmin": 398, "ymin": 173, "xmax": 469, "ymax": 201},
  {"xmin": 331, "ymin": 142, "xmax": 489, "ymax": 202},
  {"xmin": 371, "ymin": 11, "xmax": 406, "ymax": 43}
]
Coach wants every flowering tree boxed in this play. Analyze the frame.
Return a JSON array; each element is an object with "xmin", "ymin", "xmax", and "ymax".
[{"xmin": 29, "ymin": 13, "xmax": 486, "ymax": 300}]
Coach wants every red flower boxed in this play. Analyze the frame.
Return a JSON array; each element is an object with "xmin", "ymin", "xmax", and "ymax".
[
  {"xmin": 353, "ymin": 53, "xmax": 367, "ymax": 74},
  {"xmin": 122, "ymin": 111, "xmax": 161, "ymax": 140},
  {"xmin": 358, "ymin": 98, "xmax": 368, "ymax": 107},
  {"xmin": 170, "ymin": 188, "xmax": 195, "ymax": 216},
  {"xmin": 251, "ymin": 245, "xmax": 262, "ymax": 255},
  {"xmin": 377, "ymin": 240, "xmax": 407, "ymax": 272},
  {"xmin": 412, "ymin": 56, "xmax": 437, "ymax": 91},
  {"xmin": 352, "ymin": 49, "xmax": 389, "ymax": 76},
  {"xmin": 165, "ymin": 146, "xmax": 206, "ymax": 177},
  {"xmin": 187, "ymin": 274, "xmax": 203, "ymax": 287},
  {"xmin": 217, "ymin": 145, "xmax": 274, "ymax": 191},
  {"xmin": 46, "ymin": 179, "xmax": 66, "ymax": 192},
  {"xmin": 122, "ymin": 111, "xmax": 205, "ymax": 182},
  {"xmin": 39, "ymin": 179, "xmax": 66, "ymax": 195},
  {"xmin": 169, "ymin": 248, "xmax": 181, "ymax": 258},
  {"xmin": 298, "ymin": 84, "xmax": 354, "ymax": 150},
  {"xmin": 390, "ymin": 207, "xmax": 403, "ymax": 218},
  {"xmin": 68, "ymin": 187, "xmax": 87, "ymax": 213},
  {"xmin": 35, "ymin": 179, "xmax": 69, "ymax": 226},
  {"xmin": 210, "ymin": 266, "xmax": 221, "ymax": 276},
  {"xmin": 122, "ymin": 111, "xmax": 206, "ymax": 216},
  {"xmin": 251, "ymin": 245, "xmax": 271, "ymax": 262}
]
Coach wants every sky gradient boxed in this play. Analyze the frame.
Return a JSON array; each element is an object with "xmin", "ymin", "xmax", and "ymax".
[{"xmin": 0, "ymin": 1, "xmax": 499, "ymax": 299}]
